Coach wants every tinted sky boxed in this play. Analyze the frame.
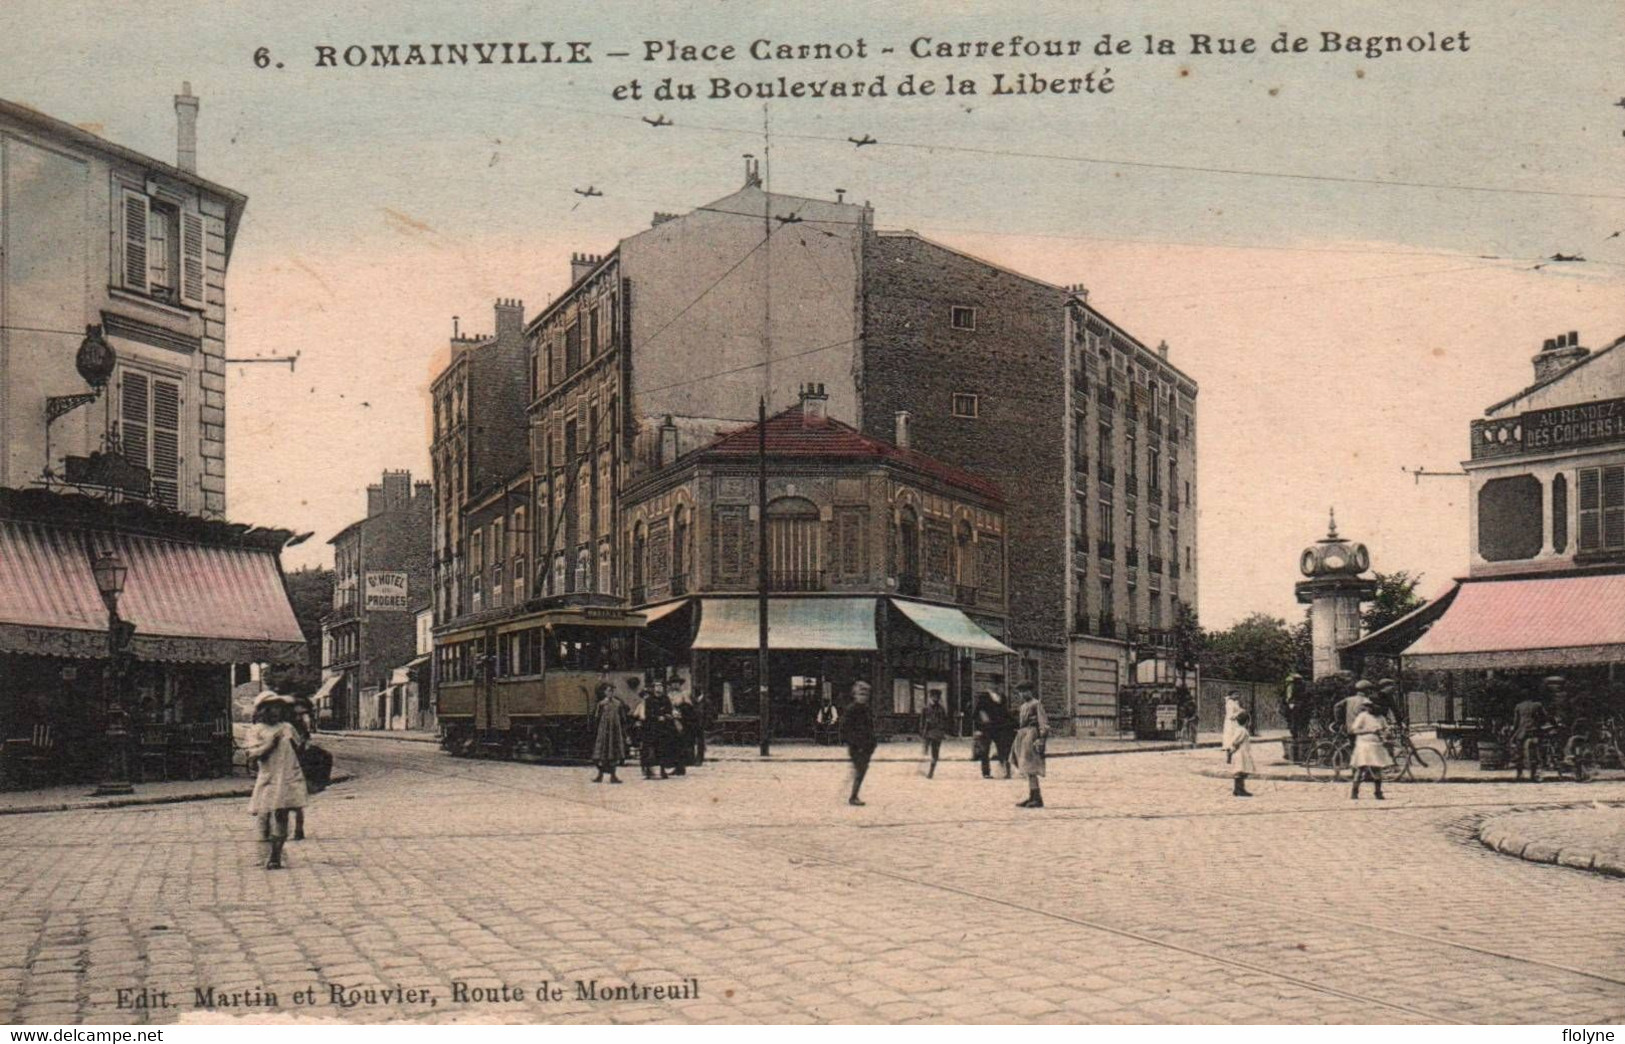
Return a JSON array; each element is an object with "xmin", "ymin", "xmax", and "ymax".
[{"xmin": 5, "ymin": 1, "xmax": 1622, "ymax": 628}]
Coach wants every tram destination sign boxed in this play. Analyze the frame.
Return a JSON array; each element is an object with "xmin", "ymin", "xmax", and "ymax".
[{"xmin": 1522, "ymin": 396, "xmax": 1625, "ymax": 453}]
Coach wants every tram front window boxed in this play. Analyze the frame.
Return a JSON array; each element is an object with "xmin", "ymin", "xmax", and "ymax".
[{"xmin": 548, "ymin": 627, "xmax": 630, "ymax": 672}]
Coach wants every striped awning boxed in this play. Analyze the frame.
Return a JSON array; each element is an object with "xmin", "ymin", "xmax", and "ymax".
[
  {"xmin": 0, "ymin": 519, "xmax": 307, "ymax": 663},
  {"xmin": 691, "ymin": 598, "xmax": 877, "ymax": 651},
  {"xmin": 890, "ymin": 599, "xmax": 1015, "ymax": 655},
  {"xmin": 1400, "ymin": 573, "xmax": 1625, "ymax": 670}
]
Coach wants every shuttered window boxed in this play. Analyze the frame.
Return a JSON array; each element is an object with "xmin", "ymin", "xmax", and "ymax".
[
  {"xmin": 118, "ymin": 370, "xmax": 183, "ymax": 510},
  {"xmin": 121, "ymin": 191, "xmax": 150, "ymax": 293},
  {"xmin": 180, "ymin": 209, "xmax": 206, "ymax": 307}
]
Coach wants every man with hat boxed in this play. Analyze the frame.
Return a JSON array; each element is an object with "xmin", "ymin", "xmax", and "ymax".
[
  {"xmin": 1333, "ymin": 680, "xmax": 1376, "ymax": 737},
  {"xmin": 245, "ymin": 690, "xmax": 308, "ymax": 869},
  {"xmin": 839, "ymin": 681, "xmax": 878, "ymax": 806},
  {"xmin": 1512, "ymin": 685, "xmax": 1551, "ymax": 783}
]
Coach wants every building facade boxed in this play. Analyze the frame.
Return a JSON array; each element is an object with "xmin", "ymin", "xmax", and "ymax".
[
  {"xmin": 0, "ymin": 91, "xmax": 305, "ymax": 785},
  {"xmin": 431, "ymin": 171, "xmax": 1198, "ymax": 735},
  {"xmin": 1345, "ymin": 329, "xmax": 1625, "ymax": 700},
  {"xmin": 321, "ymin": 470, "xmax": 433, "ymax": 728},
  {"xmin": 859, "ymin": 233, "xmax": 1199, "ymax": 735},
  {"xmin": 428, "ymin": 299, "xmax": 529, "ymax": 627},
  {"xmin": 621, "ymin": 388, "xmax": 1011, "ymax": 736}
]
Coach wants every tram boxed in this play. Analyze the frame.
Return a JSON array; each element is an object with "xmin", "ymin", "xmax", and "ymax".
[{"xmin": 434, "ymin": 595, "xmax": 650, "ymax": 759}]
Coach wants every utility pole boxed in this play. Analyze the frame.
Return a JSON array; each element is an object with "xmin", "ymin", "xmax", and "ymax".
[
  {"xmin": 757, "ymin": 101, "xmax": 773, "ymax": 758},
  {"xmin": 757, "ymin": 396, "xmax": 771, "ymax": 756}
]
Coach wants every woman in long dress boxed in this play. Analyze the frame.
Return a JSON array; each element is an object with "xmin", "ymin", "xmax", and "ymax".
[
  {"xmin": 1225, "ymin": 710, "xmax": 1256, "ymax": 798},
  {"xmin": 1349, "ymin": 704, "xmax": 1393, "ymax": 800},
  {"xmin": 1222, "ymin": 691, "xmax": 1244, "ymax": 762},
  {"xmin": 590, "ymin": 684, "xmax": 627, "ymax": 784},
  {"xmin": 245, "ymin": 692, "xmax": 307, "ymax": 870},
  {"xmin": 1011, "ymin": 683, "xmax": 1049, "ymax": 809}
]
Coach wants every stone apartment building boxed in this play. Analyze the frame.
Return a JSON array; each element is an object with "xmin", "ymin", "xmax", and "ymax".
[
  {"xmin": 0, "ymin": 90, "xmax": 305, "ymax": 782},
  {"xmin": 321, "ymin": 470, "xmax": 432, "ymax": 728}
]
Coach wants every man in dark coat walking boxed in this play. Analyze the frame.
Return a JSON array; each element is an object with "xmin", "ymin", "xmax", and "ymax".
[{"xmin": 840, "ymin": 681, "xmax": 878, "ymax": 806}]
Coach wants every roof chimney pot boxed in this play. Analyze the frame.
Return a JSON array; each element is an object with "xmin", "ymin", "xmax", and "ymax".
[{"xmin": 173, "ymin": 81, "xmax": 199, "ymax": 173}]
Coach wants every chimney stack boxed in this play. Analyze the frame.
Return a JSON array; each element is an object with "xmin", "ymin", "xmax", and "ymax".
[
  {"xmin": 799, "ymin": 383, "xmax": 829, "ymax": 425},
  {"xmin": 651, "ymin": 211, "xmax": 679, "ymax": 227},
  {"xmin": 174, "ymin": 82, "xmax": 199, "ymax": 172},
  {"xmin": 894, "ymin": 410, "xmax": 912, "ymax": 450},
  {"xmin": 494, "ymin": 298, "xmax": 525, "ymax": 344},
  {"xmin": 1157, "ymin": 339, "xmax": 1170, "ymax": 360},
  {"xmin": 743, "ymin": 154, "xmax": 762, "ymax": 188},
  {"xmin": 571, "ymin": 252, "xmax": 601, "ymax": 284},
  {"xmin": 382, "ymin": 469, "xmax": 412, "ymax": 512},
  {"xmin": 366, "ymin": 483, "xmax": 385, "ymax": 518},
  {"xmin": 659, "ymin": 416, "xmax": 679, "ymax": 467},
  {"xmin": 1532, "ymin": 329, "xmax": 1589, "ymax": 384}
]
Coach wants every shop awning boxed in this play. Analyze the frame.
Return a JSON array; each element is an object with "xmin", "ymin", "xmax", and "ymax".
[
  {"xmin": 390, "ymin": 655, "xmax": 430, "ymax": 685},
  {"xmin": 890, "ymin": 599, "xmax": 1015, "ymax": 655},
  {"xmin": 0, "ymin": 519, "xmax": 307, "ymax": 664},
  {"xmin": 640, "ymin": 599, "xmax": 691, "ymax": 625},
  {"xmin": 691, "ymin": 598, "xmax": 877, "ymax": 651},
  {"xmin": 1400, "ymin": 573, "xmax": 1625, "ymax": 670},
  {"xmin": 312, "ymin": 674, "xmax": 344, "ymax": 703}
]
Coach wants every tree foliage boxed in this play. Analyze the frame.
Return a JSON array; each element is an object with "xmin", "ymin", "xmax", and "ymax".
[
  {"xmin": 1201, "ymin": 612, "xmax": 1306, "ymax": 683},
  {"xmin": 265, "ymin": 566, "xmax": 334, "ymax": 697},
  {"xmin": 1362, "ymin": 570, "xmax": 1428, "ymax": 634}
]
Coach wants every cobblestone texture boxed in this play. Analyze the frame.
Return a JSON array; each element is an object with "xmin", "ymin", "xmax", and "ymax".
[{"xmin": 1, "ymin": 737, "xmax": 1623, "ymax": 1025}]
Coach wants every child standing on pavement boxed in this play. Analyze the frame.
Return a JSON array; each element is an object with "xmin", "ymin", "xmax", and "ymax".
[{"xmin": 1226, "ymin": 710, "xmax": 1255, "ymax": 798}]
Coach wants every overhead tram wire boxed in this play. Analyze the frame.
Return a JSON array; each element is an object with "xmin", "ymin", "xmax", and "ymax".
[
  {"xmin": 494, "ymin": 92, "xmax": 1625, "ymax": 203},
  {"xmin": 370, "ymin": 81, "xmax": 1606, "ymax": 265}
]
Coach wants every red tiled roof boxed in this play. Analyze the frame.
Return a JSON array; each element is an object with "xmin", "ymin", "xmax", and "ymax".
[{"xmin": 698, "ymin": 404, "xmax": 1002, "ymax": 501}]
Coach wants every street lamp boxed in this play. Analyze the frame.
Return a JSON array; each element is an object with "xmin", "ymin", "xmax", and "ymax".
[{"xmin": 90, "ymin": 549, "xmax": 134, "ymax": 796}]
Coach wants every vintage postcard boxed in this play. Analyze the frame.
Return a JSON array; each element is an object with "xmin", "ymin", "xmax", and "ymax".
[{"xmin": 1, "ymin": 0, "xmax": 1623, "ymax": 1031}]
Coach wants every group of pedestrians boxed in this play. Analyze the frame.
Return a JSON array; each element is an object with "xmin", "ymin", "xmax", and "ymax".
[
  {"xmin": 588, "ymin": 676, "xmax": 709, "ymax": 784},
  {"xmin": 245, "ymin": 690, "xmax": 332, "ymax": 870},
  {"xmin": 842, "ymin": 681, "xmax": 1049, "ymax": 808}
]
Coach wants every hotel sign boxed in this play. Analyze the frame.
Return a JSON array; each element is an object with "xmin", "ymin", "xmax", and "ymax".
[
  {"xmin": 364, "ymin": 571, "xmax": 410, "ymax": 611},
  {"xmin": 1522, "ymin": 397, "xmax": 1625, "ymax": 453}
]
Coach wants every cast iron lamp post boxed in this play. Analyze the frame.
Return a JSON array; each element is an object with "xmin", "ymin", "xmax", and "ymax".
[{"xmin": 90, "ymin": 549, "xmax": 134, "ymax": 796}]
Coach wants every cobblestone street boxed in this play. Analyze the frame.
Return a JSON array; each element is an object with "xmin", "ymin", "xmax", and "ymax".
[{"xmin": 2, "ymin": 736, "xmax": 1623, "ymax": 1025}]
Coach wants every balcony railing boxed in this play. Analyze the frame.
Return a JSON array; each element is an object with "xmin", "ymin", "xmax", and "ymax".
[
  {"xmin": 1098, "ymin": 463, "xmax": 1116, "ymax": 485},
  {"xmin": 1125, "ymin": 403, "xmax": 1139, "ymax": 422},
  {"xmin": 956, "ymin": 585, "xmax": 979, "ymax": 607},
  {"xmin": 1072, "ymin": 533, "xmax": 1091, "ymax": 555},
  {"xmin": 1149, "ymin": 416, "xmax": 1163, "ymax": 436},
  {"xmin": 1125, "ymin": 474, "xmax": 1139, "ymax": 497},
  {"xmin": 770, "ymin": 570, "xmax": 826, "ymax": 592},
  {"xmin": 1097, "ymin": 540, "xmax": 1116, "ymax": 560},
  {"xmin": 1125, "ymin": 547, "xmax": 1139, "ymax": 567},
  {"xmin": 1149, "ymin": 572, "xmax": 1162, "ymax": 593},
  {"xmin": 1170, "ymin": 562, "xmax": 1182, "ymax": 579},
  {"xmin": 1149, "ymin": 555, "xmax": 1163, "ymax": 574},
  {"xmin": 1098, "ymin": 616, "xmax": 1118, "ymax": 639},
  {"xmin": 1096, "ymin": 387, "xmax": 1116, "ymax": 409},
  {"xmin": 1168, "ymin": 494, "xmax": 1180, "ymax": 513},
  {"xmin": 896, "ymin": 573, "xmax": 921, "ymax": 597},
  {"xmin": 1073, "ymin": 454, "xmax": 1089, "ymax": 476}
]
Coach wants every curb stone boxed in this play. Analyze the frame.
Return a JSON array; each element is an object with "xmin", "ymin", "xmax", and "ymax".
[
  {"xmin": 0, "ymin": 771, "xmax": 353, "ymax": 817},
  {"xmin": 1476, "ymin": 806, "xmax": 1625, "ymax": 878}
]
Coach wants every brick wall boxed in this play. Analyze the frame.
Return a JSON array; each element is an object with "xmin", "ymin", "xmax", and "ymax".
[{"xmin": 859, "ymin": 232, "xmax": 1070, "ymax": 717}]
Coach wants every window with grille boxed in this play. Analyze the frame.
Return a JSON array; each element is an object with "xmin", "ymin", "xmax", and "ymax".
[
  {"xmin": 1578, "ymin": 465, "xmax": 1625, "ymax": 554},
  {"xmin": 118, "ymin": 369, "xmax": 183, "ymax": 510},
  {"xmin": 951, "ymin": 393, "xmax": 979, "ymax": 419},
  {"xmin": 950, "ymin": 306, "xmax": 976, "ymax": 330}
]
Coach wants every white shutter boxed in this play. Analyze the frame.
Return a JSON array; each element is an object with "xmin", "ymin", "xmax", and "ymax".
[
  {"xmin": 121, "ymin": 191, "xmax": 150, "ymax": 293},
  {"xmin": 179, "ymin": 210, "xmax": 206, "ymax": 307},
  {"xmin": 150, "ymin": 377, "xmax": 182, "ymax": 509}
]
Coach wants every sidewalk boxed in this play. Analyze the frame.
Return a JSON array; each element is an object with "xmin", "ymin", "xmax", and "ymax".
[
  {"xmin": 325, "ymin": 728, "xmax": 439, "ymax": 744},
  {"xmin": 0, "ymin": 771, "xmax": 352, "ymax": 816}
]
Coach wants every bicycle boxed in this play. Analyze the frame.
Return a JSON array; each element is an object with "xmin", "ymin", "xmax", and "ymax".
[
  {"xmin": 1301, "ymin": 722, "xmax": 1351, "ymax": 781},
  {"xmin": 1378, "ymin": 724, "xmax": 1448, "ymax": 783}
]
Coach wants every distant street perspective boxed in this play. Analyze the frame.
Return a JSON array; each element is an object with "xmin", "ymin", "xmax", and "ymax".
[{"xmin": 2, "ymin": 735, "xmax": 1622, "ymax": 1025}]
